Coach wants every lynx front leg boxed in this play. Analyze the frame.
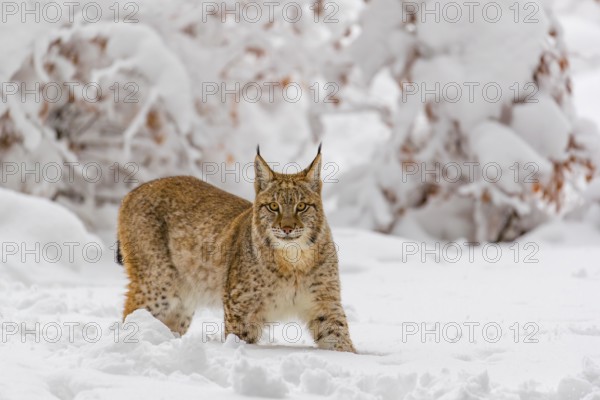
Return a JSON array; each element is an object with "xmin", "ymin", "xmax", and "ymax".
[
  {"xmin": 223, "ymin": 298, "xmax": 265, "ymax": 344},
  {"xmin": 304, "ymin": 300, "xmax": 355, "ymax": 353}
]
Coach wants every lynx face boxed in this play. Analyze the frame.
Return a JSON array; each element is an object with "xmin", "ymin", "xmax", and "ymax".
[{"xmin": 253, "ymin": 149, "xmax": 324, "ymax": 249}]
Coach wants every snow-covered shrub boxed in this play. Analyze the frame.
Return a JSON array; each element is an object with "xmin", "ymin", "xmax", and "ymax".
[
  {"xmin": 0, "ymin": 0, "xmax": 355, "ymax": 230},
  {"xmin": 329, "ymin": 0, "xmax": 599, "ymax": 241},
  {"xmin": 0, "ymin": 6, "xmax": 205, "ymax": 229},
  {"xmin": 0, "ymin": 0, "xmax": 597, "ymax": 241}
]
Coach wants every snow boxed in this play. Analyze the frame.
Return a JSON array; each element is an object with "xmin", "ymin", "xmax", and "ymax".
[
  {"xmin": 0, "ymin": 187, "xmax": 104, "ymax": 285},
  {"xmin": 411, "ymin": 0, "xmax": 549, "ymax": 132},
  {"xmin": 511, "ymin": 95, "xmax": 572, "ymax": 161},
  {"xmin": 232, "ymin": 354, "xmax": 289, "ymax": 398},
  {"xmin": 556, "ymin": 1, "xmax": 600, "ymax": 130},
  {"xmin": 468, "ymin": 120, "xmax": 553, "ymax": 193},
  {"xmin": 572, "ymin": 71, "xmax": 600, "ymax": 131},
  {"xmin": 1, "ymin": 189, "xmax": 600, "ymax": 399}
]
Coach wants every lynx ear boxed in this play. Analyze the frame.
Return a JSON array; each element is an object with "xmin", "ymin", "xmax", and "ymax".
[
  {"xmin": 304, "ymin": 143, "xmax": 322, "ymax": 192},
  {"xmin": 255, "ymin": 146, "xmax": 274, "ymax": 193}
]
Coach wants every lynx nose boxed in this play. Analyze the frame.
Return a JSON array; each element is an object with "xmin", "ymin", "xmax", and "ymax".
[{"xmin": 281, "ymin": 226, "xmax": 294, "ymax": 235}]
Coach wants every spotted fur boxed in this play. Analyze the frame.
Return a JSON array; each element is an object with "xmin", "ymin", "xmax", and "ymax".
[{"xmin": 118, "ymin": 148, "xmax": 355, "ymax": 352}]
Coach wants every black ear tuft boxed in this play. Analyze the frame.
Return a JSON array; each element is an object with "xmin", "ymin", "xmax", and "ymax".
[
  {"xmin": 318, "ymin": 142, "xmax": 322, "ymax": 155},
  {"xmin": 254, "ymin": 149, "xmax": 274, "ymax": 193},
  {"xmin": 305, "ymin": 145, "xmax": 323, "ymax": 192},
  {"xmin": 256, "ymin": 144, "xmax": 260, "ymax": 156},
  {"xmin": 116, "ymin": 240, "xmax": 123, "ymax": 265}
]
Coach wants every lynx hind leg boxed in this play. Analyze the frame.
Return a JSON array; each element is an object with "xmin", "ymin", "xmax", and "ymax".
[
  {"xmin": 124, "ymin": 281, "xmax": 195, "ymax": 336},
  {"xmin": 120, "ymin": 228, "xmax": 195, "ymax": 336}
]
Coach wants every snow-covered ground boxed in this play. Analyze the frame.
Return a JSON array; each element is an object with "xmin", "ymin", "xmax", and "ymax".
[{"xmin": 1, "ymin": 187, "xmax": 599, "ymax": 399}]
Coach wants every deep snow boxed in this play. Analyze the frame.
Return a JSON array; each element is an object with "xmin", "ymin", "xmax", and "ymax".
[{"xmin": 1, "ymin": 187, "xmax": 599, "ymax": 399}]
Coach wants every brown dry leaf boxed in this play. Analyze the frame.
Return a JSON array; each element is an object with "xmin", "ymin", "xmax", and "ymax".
[
  {"xmin": 536, "ymin": 55, "xmax": 549, "ymax": 76},
  {"xmin": 230, "ymin": 104, "xmax": 239, "ymax": 127},
  {"xmin": 281, "ymin": 76, "xmax": 291, "ymax": 87},
  {"xmin": 38, "ymin": 102, "xmax": 49, "ymax": 120},
  {"xmin": 381, "ymin": 187, "xmax": 397, "ymax": 203},
  {"xmin": 312, "ymin": 0, "xmax": 324, "ymax": 17},
  {"xmin": 90, "ymin": 36, "xmax": 108, "ymax": 51},
  {"xmin": 153, "ymin": 133, "xmax": 165, "ymax": 145},
  {"xmin": 481, "ymin": 190, "xmax": 491, "ymax": 203},
  {"xmin": 181, "ymin": 24, "xmax": 196, "ymax": 37},
  {"xmin": 146, "ymin": 110, "xmax": 161, "ymax": 131},
  {"xmin": 246, "ymin": 47, "xmax": 265, "ymax": 58},
  {"xmin": 44, "ymin": 62, "xmax": 56, "ymax": 74},
  {"xmin": 559, "ymin": 57, "xmax": 569, "ymax": 71},
  {"xmin": 425, "ymin": 102, "xmax": 437, "ymax": 122}
]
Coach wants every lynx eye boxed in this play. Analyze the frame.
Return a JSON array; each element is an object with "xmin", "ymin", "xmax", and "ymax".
[
  {"xmin": 296, "ymin": 202, "xmax": 307, "ymax": 212},
  {"xmin": 268, "ymin": 202, "xmax": 280, "ymax": 212}
]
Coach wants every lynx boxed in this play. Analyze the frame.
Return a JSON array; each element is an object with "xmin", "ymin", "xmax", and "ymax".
[{"xmin": 117, "ymin": 146, "xmax": 355, "ymax": 352}]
